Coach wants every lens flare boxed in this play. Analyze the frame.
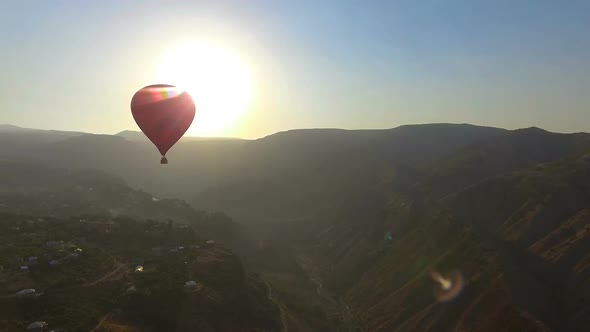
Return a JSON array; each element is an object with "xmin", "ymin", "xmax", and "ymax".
[{"xmin": 429, "ymin": 269, "xmax": 464, "ymax": 302}]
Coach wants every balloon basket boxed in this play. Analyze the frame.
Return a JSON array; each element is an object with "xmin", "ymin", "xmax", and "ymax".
[{"xmin": 160, "ymin": 156, "xmax": 168, "ymax": 164}]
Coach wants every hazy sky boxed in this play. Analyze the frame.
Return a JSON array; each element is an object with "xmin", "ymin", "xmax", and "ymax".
[{"xmin": 1, "ymin": 0, "xmax": 589, "ymax": 138}]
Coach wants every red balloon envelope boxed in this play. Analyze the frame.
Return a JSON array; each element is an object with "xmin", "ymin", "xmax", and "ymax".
[{"xmin": 130, "ymin": 84, "xmax": 195, "ymax": 164}]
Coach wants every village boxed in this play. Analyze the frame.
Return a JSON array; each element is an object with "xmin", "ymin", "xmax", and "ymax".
[{"xmin": 0, "ymin": 213, "xmax": 222, "ymax": 332}]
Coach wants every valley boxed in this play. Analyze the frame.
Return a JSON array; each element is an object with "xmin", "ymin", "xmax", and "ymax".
[{"xmin": 1, "ymin": 123, "xmax": 589, "ymax": 331}]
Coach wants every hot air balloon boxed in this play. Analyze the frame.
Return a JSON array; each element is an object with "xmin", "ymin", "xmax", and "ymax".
[{"xmin": 130, "ymin": 84, "xmax": 195, "ymax": 164}]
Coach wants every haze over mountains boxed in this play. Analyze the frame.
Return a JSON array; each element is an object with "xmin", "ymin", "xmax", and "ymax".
[
  {"xmin": 116, "ymin": 129, "xmax": 243, "ymax": 143},
  {"xmin": 1, "ymin": 123, "xmax": 589, "ymax": 331}
]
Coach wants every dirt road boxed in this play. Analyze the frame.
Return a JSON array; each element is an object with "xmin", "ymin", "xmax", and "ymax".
[
  {"xmin": 265, "ymin": 281, "xmax": 288, "ymax": 332},
  {"xmin": 82, "ymin": 261, "xmax": 128, "ymax": 287},
  {"xmin": 295, "ymin": 255, "xmax": 355, "ymax": 331},
  {"xmin": 89, "ymin": 312, "xmax": 112, "ymax": 332}
]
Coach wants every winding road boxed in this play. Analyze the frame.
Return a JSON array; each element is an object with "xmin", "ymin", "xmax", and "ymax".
[
  {"xmin": 264, "ymin": 281, "xmax": 288, "ymax": 332},
  {"xmin": 1, "ymin": 259, "xmax": 128, "ymax": 299},
  {"xmin": 295, "ymin": 255, "xmax": 355, "ymax": 331},
  {"xmin": 89, "ymin": 312, "xmax": 112, "ymax": 332},
  {"xmin": 81, "ymin": 261, "xmax": 128, "ymax": 287}
]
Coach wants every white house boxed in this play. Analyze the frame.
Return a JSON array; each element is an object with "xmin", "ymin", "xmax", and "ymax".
[
  {"xmin": 184, "ymin": 280, "xmax": 198, "ymax": 289},
  {"xmin": 16, "ymin": 289, "xmax": 36, "ymax": 296},
  {"xmin": 26, "ymin": 321, "xmax": 48, "ymax": 331}
]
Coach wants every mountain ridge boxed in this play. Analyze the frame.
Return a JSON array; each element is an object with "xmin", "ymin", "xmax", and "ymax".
[
  {"xmin": 116, "ymin": 129, "xmax": 245, "ymax": 142},
  {"xmin": 2, "ymin": 122, "xmax": 590, "ymax": 331},
  {"xmin": 5, "ymin": 122, "xmax": 589, "ymax": 140}
]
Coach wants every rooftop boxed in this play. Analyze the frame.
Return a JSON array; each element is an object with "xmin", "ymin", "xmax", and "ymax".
[{"xmin": 27, "ymin": 321, "xmax": 48, "ymax": 329}]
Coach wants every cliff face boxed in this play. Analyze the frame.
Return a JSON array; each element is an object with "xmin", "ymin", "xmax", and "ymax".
[{"xmin": 284, "ymin": 131, "xmax": 590, "ymax": 332}]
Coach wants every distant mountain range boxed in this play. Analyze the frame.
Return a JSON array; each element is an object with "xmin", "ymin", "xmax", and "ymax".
[
  {"xmin": 0, "ymin": 124, "xmax": 243, "ymax": 142},
  {"xmin": 304, "ymin": 128, "xmax": 590, "ymax": 331},
  {"xmin": 1, "ymin": 122, "xmax": 590, "ymax": 331},
  {"xmin": 0, "ymin": 124, "xmax": 86, "ymax": 135},
  {"xmin": 0, "ymin": 159, "xmax": 193, "ymax": 221},
  {"xmin": 115, "ymin": 129, "xmax": 244, "ymax": 143}
]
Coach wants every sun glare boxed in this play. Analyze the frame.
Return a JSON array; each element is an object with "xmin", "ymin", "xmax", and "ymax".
[{"xmin": 156, "ymin": 41, "xmax": 254, "ymax": 136}]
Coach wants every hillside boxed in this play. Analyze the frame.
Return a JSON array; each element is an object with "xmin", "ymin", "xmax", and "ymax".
[
  {"xmin": 192, "ymin": 124, "xmax": 508, "ymax": 221},
  {"xmin": 421, "ymin": 127, "xmax": 590, "ymax": 199},
  {"xmin": 0, "ymin": 157, "xmax": 281, "ymax": 331},
  {"xmin": 273, "ymin": 131, "xmax": 590, "ymax": 331},
  {"xmin": 1, "ymin": 158, "xmax": 259, "ymax": 253},
  {"xmin": 217, "ymin": 126, "xmax": 590, "ymax": 332},
  {"xmin": 2, "ymin": 123, "xmax": 590, "ymax": 331},
  {"xmin": 116, "ymin": 130, "xmax": 244, "ymax": 143},
  {"xmin": 451, "ymin": 152, "xmax": 590, "ymax": 330},
  {"xmin": 0, "ymin": 214, "xmax": 281, "ymax": 332},
  {"xmin": 0, "ymin": 129, "xmax": 249, "ymax": 199},
  {"xmin": 0, "ymin": 125, "xmax": 85, "ymax": 137},
  {"xmin": 0, "ymin": 123, "xmax": 506, "ymax": 210},
  {"xmin": 0, "ymin": 159, "xmax": 196, "ymax": 223}
]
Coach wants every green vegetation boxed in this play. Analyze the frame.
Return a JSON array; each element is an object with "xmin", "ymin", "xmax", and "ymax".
[
  {"xmin": 2, "ymin": 124, "xmax": 590, "ymax": 331},
  {"xmin": 0, "ymin": 213, "xmax": 280, "ymax": 332}
]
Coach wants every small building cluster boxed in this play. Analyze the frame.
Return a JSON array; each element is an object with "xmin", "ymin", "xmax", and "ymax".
[
  {"xmin": 26, "ymin": 321, "xmax": 48, "ymax": 332},
  {"xmin": 184, "ymin": 280, "xmax": 198, "ymax": 289},
  {"xmin": 16, "ymin": 288, "xmax": 39, "ymax": 298},
  {"xmin": 3, "ymin": 240, "xmax": 85, "ymax": 274}
]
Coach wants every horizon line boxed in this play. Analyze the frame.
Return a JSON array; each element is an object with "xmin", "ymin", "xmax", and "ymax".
[{"xmin": 1, "ymin": 122, "xmax": 588, "ymax": 139}]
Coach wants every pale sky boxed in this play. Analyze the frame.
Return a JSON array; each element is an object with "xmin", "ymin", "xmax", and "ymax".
[{"xmin": 1, "ymin": 0, "xmax": 589, "ymax": 138}]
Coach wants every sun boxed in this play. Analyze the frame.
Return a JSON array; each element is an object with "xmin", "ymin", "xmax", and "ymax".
[{"xmin": 155, "ymin": 41, "xmax": 254, "ymax": 136}]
